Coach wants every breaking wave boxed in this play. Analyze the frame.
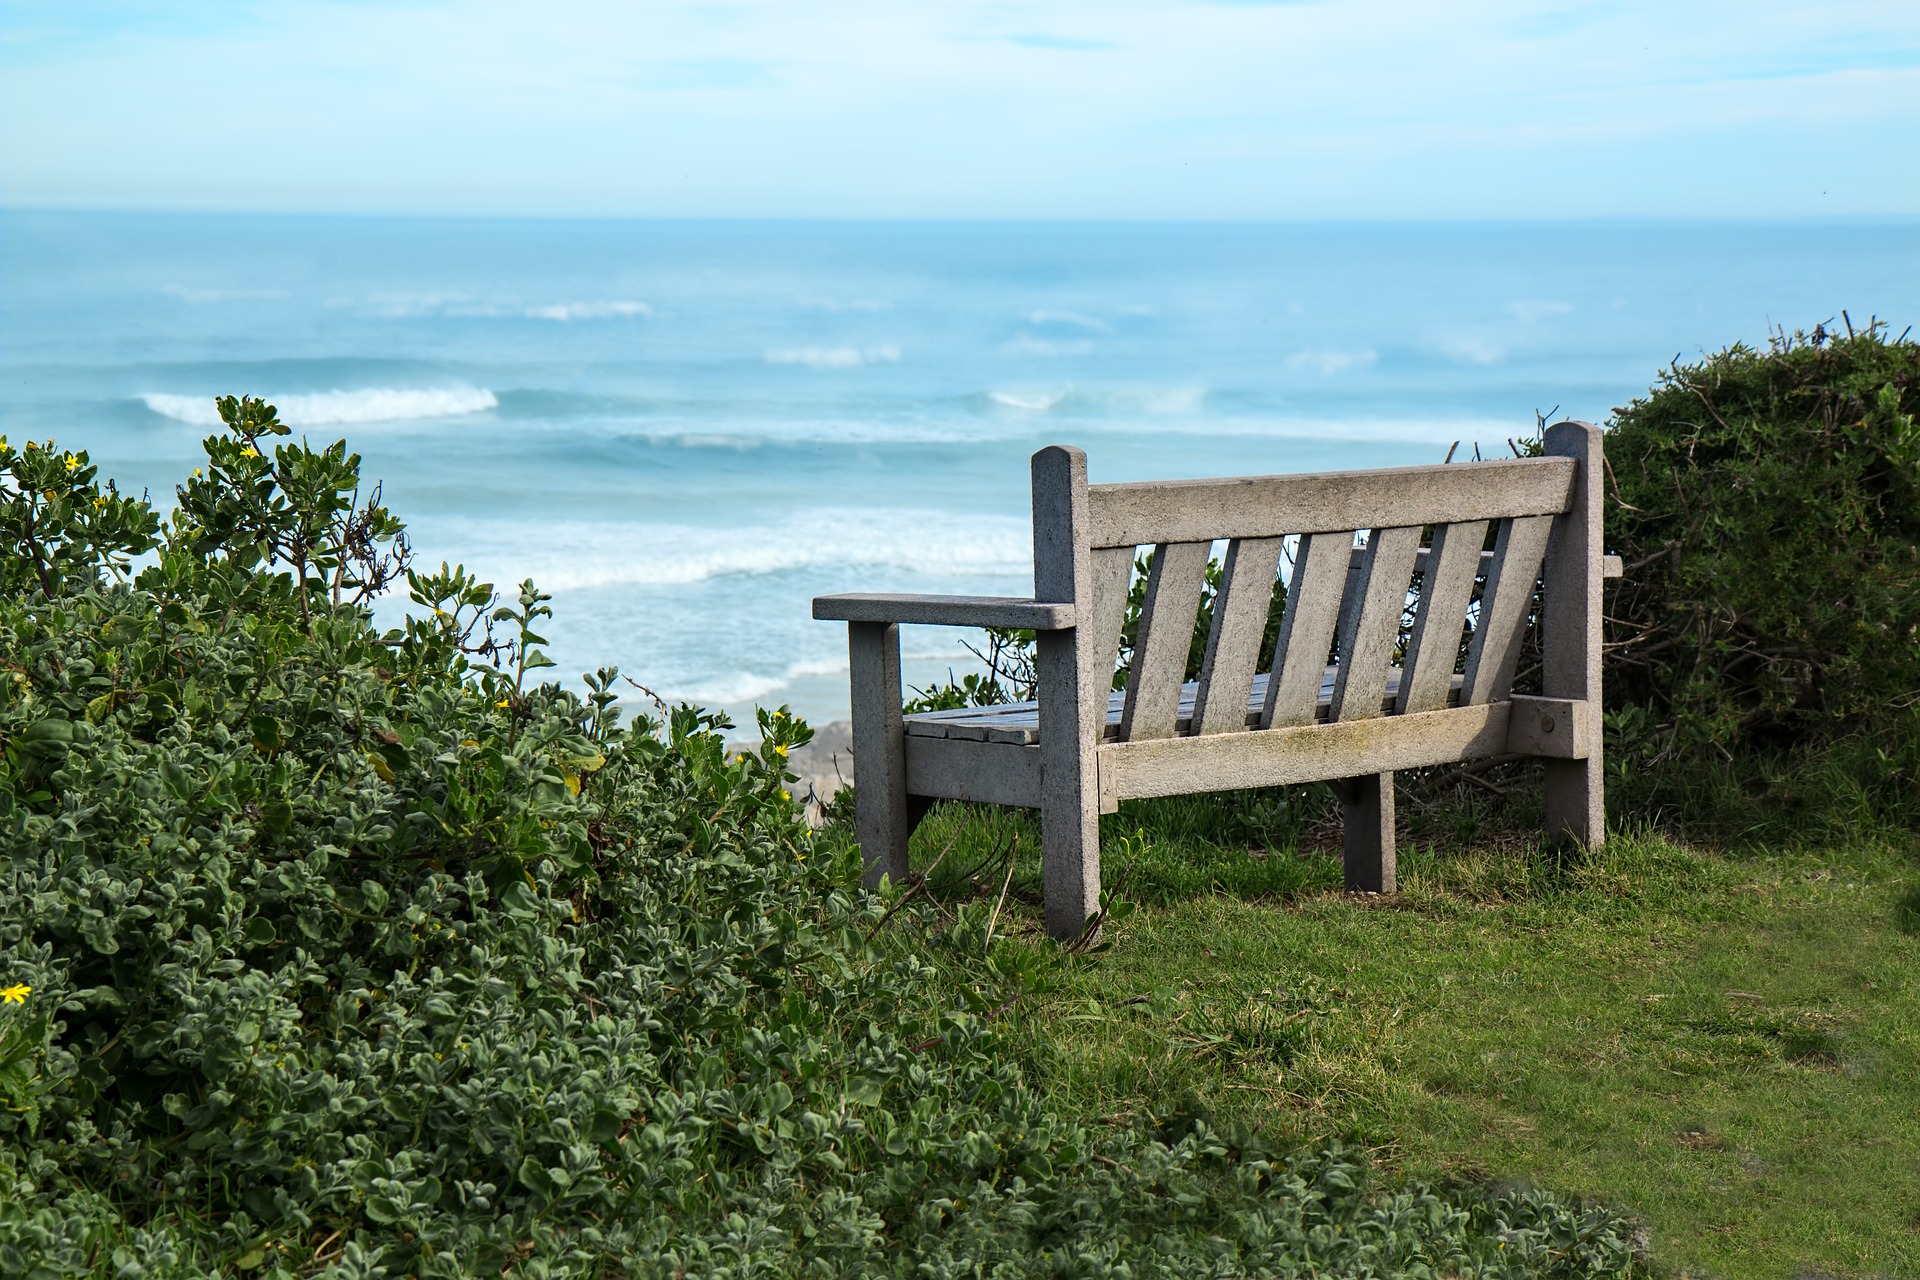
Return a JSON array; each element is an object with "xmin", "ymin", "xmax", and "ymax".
[
  {"xmin": 415, "ymin": 507, "xmax": 1032, "ymax": 595},
  {"xmin": 764, "ymin": 345, "xmax": 902, "ymax": 370},
  {"xmin": 141, "ymin": 387, "xmax": 499, "ymax": 427}
]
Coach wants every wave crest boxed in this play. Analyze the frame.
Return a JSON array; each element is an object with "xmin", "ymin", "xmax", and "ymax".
[
  {"xmin": 419, "ymin": 507, "xmax": 1032, "ymax": 594},
  {"xmin": 764, "ymin": 345, "xmax": 901, "ymax": 370},
  {"xmin": 525, "ymin": 301, "xmax": 652, "ymax": 321},
  {"xmin": 141, "ymin": 387, "xmax": 498, "ymax": 428}
]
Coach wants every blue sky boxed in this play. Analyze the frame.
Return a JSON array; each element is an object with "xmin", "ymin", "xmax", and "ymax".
[{"xmin": 1, "ymin": 0, "xmax": 1915, "ymax": 218}]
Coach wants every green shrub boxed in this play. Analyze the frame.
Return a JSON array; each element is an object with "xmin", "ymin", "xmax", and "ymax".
[
  {"xmin": 1604, "ymin": 321, "xmax": 1920, "ymax": 757},
  {"xmin": 0, "ymin": 400, "xmax": 1645, "ymax": 1276}
]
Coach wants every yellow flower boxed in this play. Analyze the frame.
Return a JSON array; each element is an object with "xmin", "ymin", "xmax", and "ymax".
[
  {"xmin": 242, "ymin": 446, "xmax": 260, "ymax": 458},
  {"xmin": 64, "ymin": 453, "xmax": 80, "ymax": 471},
  {"xmin": 495, "ymin": 697, "xmax": 511, "ymax": 709},
  {"xmin": 780, "ymin": 789, "xmax": 791, "ymax": 801},
  {"xmin": 774, "ymin": 744, "xmax": 788, "ymax": 759},
  {"xmin": 1, "ymin": 984, "xmax": 29, "ymax": 1004},
  {"xmin": 93, "ymin": 497, "xmax": 107, "ymax": 510},
  {"xmin": 192, "ymin": 467, "xmax": 202, "ymax": 478}
]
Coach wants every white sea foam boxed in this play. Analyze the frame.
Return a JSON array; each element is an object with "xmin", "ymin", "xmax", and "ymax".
[
  {"xmin": 764, "ymin": 345, "xmax": 901, "ymax": 370},
  {"xmin": 1007, "ymin": 336, "xmax": 1096, "ymax": 357},
  {"xmin": 525, "ymin": 300, "xmax": 653, "ymax": 321},
  {"xmin": 670, "ymin": 670, "xmax": 797, "ymax": 706},
  {"xmin": 987, "ymin": 390, "xmax": 1066, "ymax": 411},
  {"xmin": 141, "ymin": 387, "xmax": 498, "ymax": 428},
  {"xmin": 1107, "ymin": 386, "xmax": 1206, "ymax": 414},
  {"xmin": 162, "ymin": 285, "xmax": 292, "ymax": 303},
  {"xmin": 1283, "ymin": 348, "xmax": 1379, "ymax": 376},
  {"xmin": 1025, "ymin": 309, "xmax": 1109, "ymax": 332},
  {"xmin": 418, "ymin": 507, "xmax": 1032, "ymax": 594},
  {"xmin": 984, "ymin": 386, "xmax": 1204, "ymax": 415}
]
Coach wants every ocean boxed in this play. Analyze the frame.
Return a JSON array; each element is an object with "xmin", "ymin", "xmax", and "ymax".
[{"xmin": 2, "ymin": 212, "xmax": 1913, "ymax": 727}]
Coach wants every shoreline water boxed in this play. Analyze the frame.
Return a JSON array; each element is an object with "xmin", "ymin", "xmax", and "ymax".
[{"xmin": 6, "ymin": 212, "xmax": 1912, "ymax": 729}]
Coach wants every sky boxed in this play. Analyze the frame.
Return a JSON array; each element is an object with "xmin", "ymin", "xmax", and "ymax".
[{"xmin": 1, "ymin": 0, "xmax": 1916, "ymax": 220}]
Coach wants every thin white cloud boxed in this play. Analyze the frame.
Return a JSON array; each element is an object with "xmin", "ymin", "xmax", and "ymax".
[{"xmin": 0, "ymin": 0, "xmax": 1914, "ymax": 217}]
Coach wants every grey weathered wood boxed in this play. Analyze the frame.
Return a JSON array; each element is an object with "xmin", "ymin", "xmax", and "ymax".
[
  {"xmin": 814, "ymin": 593, "xmax": 1075, "ymax": 630},
  {"xmin": 1354, "ymin": 545, "xmax": 1622, "ymax": 579},
  {"xmin": 1119, "ymin": 541, "xmax": 1212, "ymax": 741},
  {"xmin": 821, "ymin": 438, "xmax": 1609, "ymax": 942},
  {"xmin": 1088, "ymin": 455, "xmax": 1574, "ymax": 548},
  {"xmin": 904, "ymin": 664, "xmax": 1466, "ymax": 744},
  {"xmin": 1192, "ymin": 537, "xmax": 1286, "ymax": 736},
  {"xmin": 1541, "ymin": 421, "xmax": 1606, "ymax": 847},
  {"xmin": 1099, "ymin": 701, "xmax": 1514, "ymax": 801},
  {"xmin": 1330, "ymin": 526, "xmax": 1422, "ymax": 722},
  {"xmin": 1338, "ymin": 772, "xmax": 1396, "ymax": 894},
  {"xmin": 1505, "ymin": 695, "xmax": 1591, "ymax": 759},
  {"xmin": 847, "ymin": 621, "xmax": 914, "ymax": 887},
  {"xmin": 1261, "ymin": 531, "xmax": 1352, "ymax": 728},
  {"xmin": 1089, "ymin": 546, "xmax": 1135, "ymax": 694},
  {"xmin": 905, "ymin": 737, "xmax": 1042, "ymax": 807},
  {"xmin": 1459, "ymin": 514, "xmax": 1554, "ymax": 705},
  {"xmin": 1031, "ymin": 445, "xmax": 1103, "ymax": 939},
  {"xmin": 1397, "ymin": 519, "xmax": 1490, "ymax": 714}
]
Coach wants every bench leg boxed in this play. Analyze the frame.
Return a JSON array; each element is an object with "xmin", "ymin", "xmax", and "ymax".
[
  {"xmin": 848, "ymin": 621, "xmax": 914, "ymax": 888},
  {"xmin": 1545, "ymin": 755, "xmax": 1603, "ymax": 850},
  {"xmin": 1339, "ymin": 771, "xmax": 1396, "ymax": 894},
  {"xmin": 1036, "ymin": 630, "xmax": 1101, "ymax": 940}
]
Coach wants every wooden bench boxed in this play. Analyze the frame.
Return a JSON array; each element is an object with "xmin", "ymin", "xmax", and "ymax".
[{"xmin": 815, "ymin": 422, "xmax": 1614, "ymax": 938}]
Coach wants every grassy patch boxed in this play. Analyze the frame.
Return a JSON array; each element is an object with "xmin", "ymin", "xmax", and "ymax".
[{"xmin": 886, "ymin": 794, "xmax": 1920, "ymax": 1279}]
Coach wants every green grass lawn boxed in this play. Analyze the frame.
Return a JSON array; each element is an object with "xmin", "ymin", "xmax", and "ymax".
[{"xmin": 881, "ymin": 791, "xmax": 1920, "ymax": 1279}]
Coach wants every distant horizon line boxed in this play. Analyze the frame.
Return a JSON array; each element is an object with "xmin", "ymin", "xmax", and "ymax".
[{"xmin": 4, "ymin": 205, "xmax": 1915, "ymax": 228}]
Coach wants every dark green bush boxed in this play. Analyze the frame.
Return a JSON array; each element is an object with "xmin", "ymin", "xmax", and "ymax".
[
  {"xmin": 1604, "ymin": 322, "xmax": 1920, "ymax": 757},
  {"xmin": 1, "ymin": 401, "xmax": 1645, "ymax": 1276}
]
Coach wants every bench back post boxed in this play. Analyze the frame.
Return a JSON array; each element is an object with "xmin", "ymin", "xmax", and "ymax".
[
  {"xmin": 1541, "ymin": 420, "xmax": 1605, "ymax": 848},
  {"xmin": 1031, "ymin": 445, "xmax": 1103, "ymax": 936}
]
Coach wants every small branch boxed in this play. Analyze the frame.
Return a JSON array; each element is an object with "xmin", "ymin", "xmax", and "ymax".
[
  {"xmin": 982, "ymin": 834, "xmax": 1020, "ymax": 954},
  {"xmin": 863, "ymin": 828, "xmax": 961, "ymax": 941}
]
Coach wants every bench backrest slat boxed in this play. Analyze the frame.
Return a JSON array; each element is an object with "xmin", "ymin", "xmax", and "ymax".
[
  {"xmin": 1118, "ymin": 541, "xmax": 1212, "ymax": 740},
  {"xmin": 1086, "ymin": 455, "xmax": 1574, "ymax": 548},
  {"xmin": 1460, "ymin": 514, "xmax": 1555, "ymax": 704},
  {"xmin": 1087, "ymin": 546, "xmax": 1135, "ymax": 705},
  {"xmin": 1259, "ymin": 530, "xmax": 1353, "ymax": 729},
  {"xmin": 1329, "ymin": 525, "xmax": 1424, "ymax": 722},
  {"xmin": 1396, "ymin": 519, "xmax": 1490, "ymax": 714},
  {"xmin": 1190, "ymin": 536, "xmax": 1288, "ymax": 736}
]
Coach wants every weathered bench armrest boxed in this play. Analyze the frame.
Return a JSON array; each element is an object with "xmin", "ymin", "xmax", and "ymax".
[{"xmin": 812, "ymin": 593, "xmax": 1076, "ymax": 630}]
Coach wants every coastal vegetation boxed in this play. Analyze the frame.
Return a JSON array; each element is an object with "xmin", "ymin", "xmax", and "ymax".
[
  {"xmin": 0, "ymin": 400, "xmax": 1640, "ymax": 1276},
  {"xmin": 3, "ymin": 322, "xmax": 1916, "ymax": 1277}
]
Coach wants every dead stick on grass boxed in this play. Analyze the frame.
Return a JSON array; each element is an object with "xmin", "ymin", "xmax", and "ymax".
[
  {"xmin": 862, "ymin": 828, "xmax": 962, "ymax": 941},
  {"xmin": 982, "ymin": 834, "xmax": 1020, "ymax": 955}
]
